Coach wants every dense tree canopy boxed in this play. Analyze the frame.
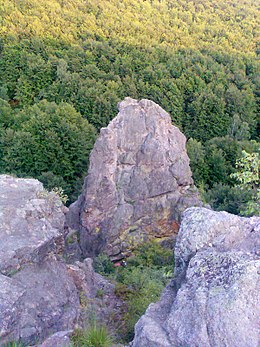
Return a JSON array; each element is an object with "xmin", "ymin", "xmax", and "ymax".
[
  {"xmin": 0, "ymin": 0, "xmax": 259, "ymax": 211},
  {"xmin": 0, "ymin": 100, "xmax": 96, "ymax": 200}
]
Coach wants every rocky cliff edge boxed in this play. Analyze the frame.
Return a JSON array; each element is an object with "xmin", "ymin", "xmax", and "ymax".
[{"xmin": 131, "ymin": 207, "xmax": 260, "ymax": 347}]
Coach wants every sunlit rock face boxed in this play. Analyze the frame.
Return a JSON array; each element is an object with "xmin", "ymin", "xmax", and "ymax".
[
  {"xmin": 131, "ymin": 207, "xmax": 260, "ymax": 347},
  {"xmin": 69, "ymin": 98, "xmax": 201, "ymax": 259}
]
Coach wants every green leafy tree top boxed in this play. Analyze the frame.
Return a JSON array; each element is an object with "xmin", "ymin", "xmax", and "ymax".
[
  {"xmin": 231, "ymin": 150, "xmax": 259, "ymax": 189},
  {"xmin": 231, "ymin": 150, "xmax": 259, "ymax": 216}
]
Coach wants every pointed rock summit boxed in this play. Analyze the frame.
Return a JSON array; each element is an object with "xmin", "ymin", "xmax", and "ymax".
[{"xmin": 69, "ymin": 98, "xmax": 201, "ymax": 258}]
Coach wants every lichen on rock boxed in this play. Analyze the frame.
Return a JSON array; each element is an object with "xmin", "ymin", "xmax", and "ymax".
[{"xmin": 131, "ymin": 207, "xmax": 260, "ymax": 347}]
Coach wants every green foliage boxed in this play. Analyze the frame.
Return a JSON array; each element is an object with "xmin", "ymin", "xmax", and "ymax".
[
  {"xmin": 242, "ymin": 190, "xmax": 260, "ymax": 217},
  {"xmin": 37, "ymin": 171, "xmax": 68, "ymax": 192},
  {"xmin": 188, "ymin": 136, "xmax": 260, "ymax": 215},
  {"xmin": 187, "ymin": 138, "xmax": 208, "ymax": 184},
  {"xmin": 118, "ymin": 266, "xmax": 168, "ymax": 341},
  {"xmin": 0, "ymin": 100, "xmax": 96, "ymax": 202},
  {"xmin": 206, "ymin": 147, "xmax": 228, "ymax": 185},
  {"xmin": 0, "ymin": 0, "xmax": 259, "ymax": 210},
  {"xmin": 228, "ymin": 114, "xmax": 250, "ymax": 141},
  {"xmin": 128, "ymin": 240, "xmax": 173, "ymax": 269},
  {"xmin": 51, "ymin": 187, "xmax": 69, "ymax": 205},
  {"xmin": 93, "ymin": 254, "xmax": 115, "ymax": 276},
  {"xmin": 205, "ymin": 183, "xmax": 253, "ymax": 215},
  {"xmin": 94, "ymin": 242, "xmax": 173, "ymax": 342},
  {"xmin": 231, "ymin": 150, "xmax": 260, "ymax": 216},
  {"xmin": 231, "ymin": 150, "xmax": 259, "ymax": 188},
  {"xmin": 185, "ymin": 91, "xmax": 228, "ymax": 142},
  {"xmin": 0, "ymin": 98, "xmax": 14, "ymax": 128},
  {"xmin": 0, "ymin": 0, "xmax": 258, "ymax": 55},
  {"xmin": 71, "ymin": 324, "xmax": 113, "ymax": 347},
  {"xmin": 0, "ymin": 1, "xmax": 259, "ymax": 345}
]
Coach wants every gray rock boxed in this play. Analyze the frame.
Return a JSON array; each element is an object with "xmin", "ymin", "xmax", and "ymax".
[
  {"xmin": 0, "ymin": 269, "xmax": 77, "ymax": 346},
  {"xmin": 0, "ymin": 274, "xmax": 25, "ymax": 342},
  {"xmin": 0, "ymin": 175, "xmax": 66, "ymax": 275},
  {"xmin": 67, "ymin": 258, "xmax": 125, "ymax": 339},
  {"xmin": 0, "ymin": 175, "xmax": 80, "ymax": 345},
  {"xmin": 131, "ymin": 207, "xmax": 260, "ymax": 347},
  {"xmin": 36, "ymin": 330, "xmax": 72, "ymax": 347},
  {"xmin": 68, "ymin": 98, "xmax": 201, "ymax": 258}
]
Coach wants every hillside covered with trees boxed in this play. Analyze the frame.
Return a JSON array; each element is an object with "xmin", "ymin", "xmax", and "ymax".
[{"xmin": 0, "ymin": 0, "xmax": 259, "ymax": 213}]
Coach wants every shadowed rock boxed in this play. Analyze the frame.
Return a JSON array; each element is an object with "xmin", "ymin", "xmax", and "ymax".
[
  {"xmin": 0, "ymin": 175, "xmax": 128, "ymax": 345},
  {"xmin": 131, "ymin": 207, "xmax": 260, "ymax": 347},
  {"xmin": 0, "ymin": 175, "xmax": 80, "ymax": 345},
  {"xmin": 68, "ymin": 98, "xmax": 201, "ymax": 258}
]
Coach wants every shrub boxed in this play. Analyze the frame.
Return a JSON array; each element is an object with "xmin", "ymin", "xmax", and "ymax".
[
  {"xmin": 205, "ymin": 183, "xmax": 253, "ymax": 215},
  {"xmin": 113, "ymin": 242, "xmax": 173, "ymax": 342},
  {"xmin": 93, "ymin": 254, "xmax": 115, "ymax": 276},
  {"xmin": 129, "ymin": 240, "xmax": 173, "ymax": 269},
  {"xmin": 118, "ymin": 266, "xmax": 168, "ymax": 341},
  {"xmin": 93, "ymin": 241, "xmax": 174, "ymax": 343},
  {"xmin": 231, "ymin": 150, "xmax": 260, "ymax": 216}
]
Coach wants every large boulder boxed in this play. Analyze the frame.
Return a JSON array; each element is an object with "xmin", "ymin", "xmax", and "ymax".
[
  {"xmin": 131, "ymin": 207, "xmax": 260, "ymax": 347},
  {"xmin": 68, "ymin": 98, "xmax": 201, "ymax": 258},
  {"xmin": 0, "ymin": 175, "xmax": 80, "ymax": 345},
  {"xmin": 0, "ymin": 175, "xmax": 66, "ymax": 275}
]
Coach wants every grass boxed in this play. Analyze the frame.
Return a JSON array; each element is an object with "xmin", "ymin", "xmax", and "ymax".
[{"xmin": 71, "ymin": 324, "xmax": 113, "ymax": 347}]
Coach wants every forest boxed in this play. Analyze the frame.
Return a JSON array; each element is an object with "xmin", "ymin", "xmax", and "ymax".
[{"xmin": 0, "ymin": 0, "xmax": 259, "ymax": 214}]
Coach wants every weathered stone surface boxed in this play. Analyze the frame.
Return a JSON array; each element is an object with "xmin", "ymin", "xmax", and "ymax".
[
  {"xmin": 1, "ymin": 263, "xmax": 79, "ymax": 345},
  {"xmin": 67, "ymin": 258, "xmax": 125, "ymax": 338},
  {"xmin": 0, "ymin": 175, "xmax": 66, "ymax": 275},
  {"xmin": 131, "ymin": 208, "xmax": 260, "ymax": 347},
  {"xmin": 0, "ymin": 274, "xmax": 25, "ymax": 342},
  {"xmin": 0, "ymin": 175, "xmax": 80, "ymax": 345},
  {"xmin": 69, "ymin": 98, "xmax": 201, "ymax": 258},
  {"xmin": 36, "ymin": 330, "xmax": 72, "ymax": 347}
]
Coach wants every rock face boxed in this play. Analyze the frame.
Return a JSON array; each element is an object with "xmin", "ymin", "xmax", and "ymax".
[
  {"xmin": 0, "ymin": 175, "xmax": 80, "ymax": 345},
  {"xmin": 69, "ymin": 98, "xmax": 201, "ymax": 258},
  {"xmin": 37, "ymin": 330, "xmax": 72, "ymax": 347},
  {"xmin": 131, "ymin": 207, "xmax": 260, "ymax": 347},
  {"xmin": 0, "ymin": 175, "xmax": 127, "ymax": 345},
  {"xmin": 0, "ymin": 175, "xmax": 65, "ymax": 275}
]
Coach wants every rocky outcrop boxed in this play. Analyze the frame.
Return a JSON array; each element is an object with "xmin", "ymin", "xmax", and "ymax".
[
  {"xmin": 0, "ymin": 175, "xmax": 66, "ymax": 275},
  {"xmin": 68, "ymin": 98, "xmax": 201, "ymax": 258},
  {"xmin": 131, "ymin": 207, "xmax": 260, "ymax": 347},
  {"xmin": 0, "ymin": 175, "xmax": 125, "ymax": 345},
  {"xmin": 0, "ymin": 175, "xmax": 80, "ymax": 345}
]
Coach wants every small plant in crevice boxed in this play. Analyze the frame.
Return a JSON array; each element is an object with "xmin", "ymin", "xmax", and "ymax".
[
  {"xmin": 3, "ymin": 342, "xmax": 25, "ymax": 347},
  {"xmin": 51, "ymin": 186, "xmax": 69, "ymax": 205},
  {"xmin": 95, "ymin": 288, "xmax": 104, "ymax": 299},
  {"xmin": 71, "ymin": 323, "xmax": 113, "ymax": 347}
]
